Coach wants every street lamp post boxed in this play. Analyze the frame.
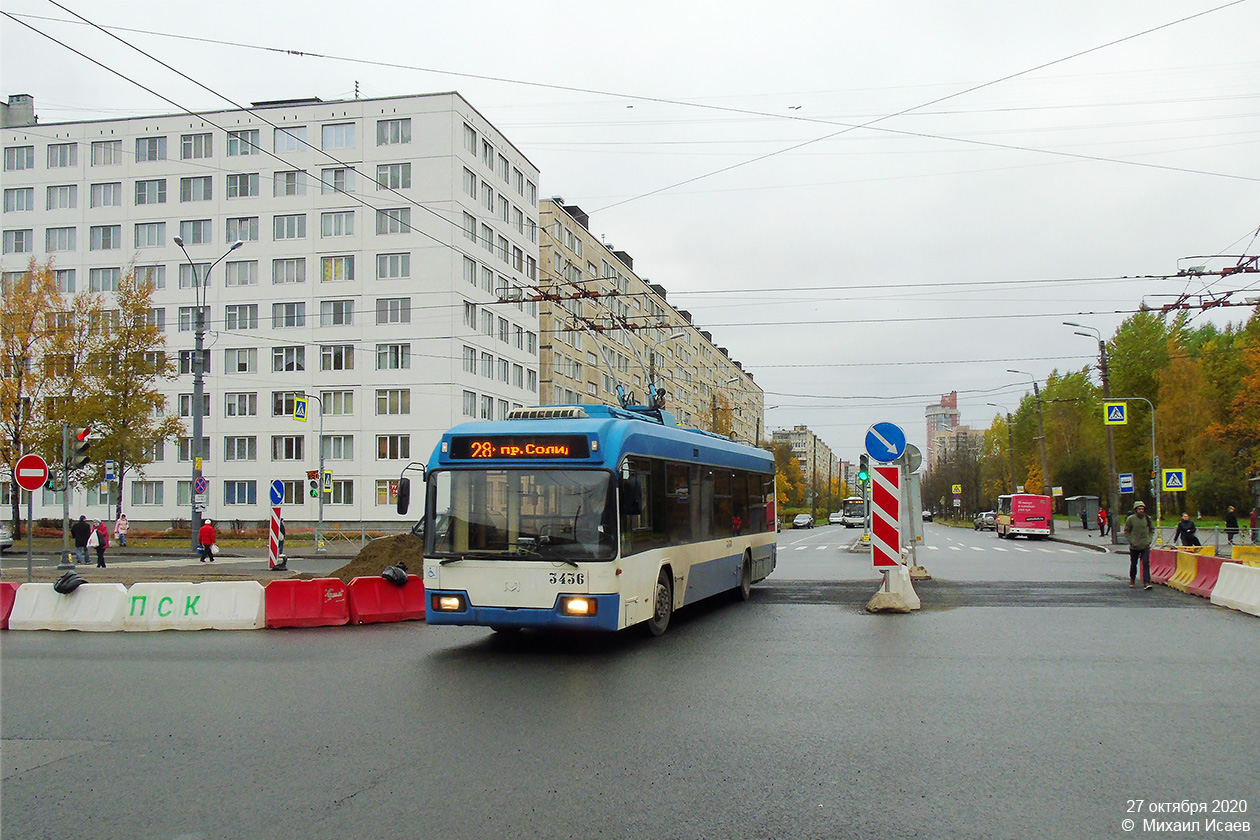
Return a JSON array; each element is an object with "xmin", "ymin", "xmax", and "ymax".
[
  {"xmin": 987, "ymin": 402, "xmax": 1016, "ymax": 494},
  {"xmin": 174, "ymin": 237, "xmax": 243, "ymax": 550},
  {"xmin": 1009, "ymin": 369, "xmax": 1054, "ymax": 534},
  {"xmin": 1065, "ymin": 322, "xmax": 1120, "ymax": 544},
  {"xmin": 1111, "ymin": 396, "xmax": 1160, "ymax": 531},
  {"xmin": 299, "ymin": 391, "xmax": 327, "ymax": 553}
]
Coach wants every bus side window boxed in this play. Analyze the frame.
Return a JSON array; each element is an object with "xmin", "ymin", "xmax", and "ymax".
[{"xmin": 620, "ymin": 478, "xmax": 642, "ymax": 516}]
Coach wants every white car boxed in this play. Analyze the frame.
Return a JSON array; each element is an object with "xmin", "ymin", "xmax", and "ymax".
[
  {"xmin": 0, "ymin": 522, "xmax": 12, "ymax": 553},
  {"xmin": 792, "ymin": 514, "xmax": 814, "ymax": 529},
  {"xmin": 828, "ymin": 512, "xmax": 844, "ymax": 525}
]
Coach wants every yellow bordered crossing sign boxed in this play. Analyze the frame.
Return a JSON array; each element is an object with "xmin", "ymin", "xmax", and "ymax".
[
  {"xmin": 1161, "ymin": 469, "xmax": 1186, "ymax": 492},
  {"xmin": 1104, "ymin": 402, "xmax": 1127, "ymax": 425}
]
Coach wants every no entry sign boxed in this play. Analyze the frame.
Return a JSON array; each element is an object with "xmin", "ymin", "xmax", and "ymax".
[{"xmin": 15, "ymin": 454, "xmax": 49, "ymax": 491}]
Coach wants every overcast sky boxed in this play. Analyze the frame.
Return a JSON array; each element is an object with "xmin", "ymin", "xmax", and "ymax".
[{"xmin": 4, "ymin": 0, "xmax": 1258, "ymax": 460}]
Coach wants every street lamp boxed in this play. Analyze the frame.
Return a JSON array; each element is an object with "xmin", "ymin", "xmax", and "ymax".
[
  {"xmin": 987, "ymin": 402, "xmax": 1016, "ymax": 494},
  {"xmin": 174, "ymin": 236, "xmax": 243, "ymax": 549},
  {"xmin": 1008, "ymin": 369, "xmax": 1055, "ymax": 534},
  {"xmin": 1064, "ymin": 321, "xmax": 1120, "ymax": 543}
]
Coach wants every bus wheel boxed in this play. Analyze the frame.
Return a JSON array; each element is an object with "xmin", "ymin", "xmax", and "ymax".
[
  {"xmin": 736, "ymin": 553, "xmax": 752, "ymax": 601},
  {"xmin": 647, "ymin": 569, "xmax": 673, "ymax": 636}
]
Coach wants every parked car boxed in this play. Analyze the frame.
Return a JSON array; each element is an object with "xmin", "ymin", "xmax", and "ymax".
[
  {"xmin": 0, "ymin": 522, "xmax": 12, "ymax": 553},
  {"xmin": 974, "ymin": 511, "xmax": 997, "ymax": 531},
  {"xmin": 828, "ymin": 512, "xmax": 844, "ymax": 526},
  {"xmin": 792, "ymin": 514, "xmax": 815, "ymax": 529},
  {"xmin": 922, "ymin": 510, "xmax": 934, "ymax": 522}
]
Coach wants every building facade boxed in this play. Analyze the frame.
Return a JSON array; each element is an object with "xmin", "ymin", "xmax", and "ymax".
[
  {"xmin": 771, "ymin": 425, "xmax": 839, "ymax": 489},
  {"xmin": 1, "ymin": 92, "xmax": 541, "ymax": 526},
  {"xmin": 538, "ymin": 200, "xmax": 763, "ymax": 443},
  {"xmin": 925, "ymin": 390, "xmax": 961, "ymax": 468}
]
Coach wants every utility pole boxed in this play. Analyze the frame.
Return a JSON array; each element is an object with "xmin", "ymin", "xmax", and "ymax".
[
  {"xmin": 811, "ymin": 437, "xmax": 818, "ymax": 522},
  {"xmin": 1066, "ymin": 323, "xmax": 1120, "ymax": 544},
  {"xmin": 1010, "ymin": 369, "xmax": 1054, "ymax": 534}
]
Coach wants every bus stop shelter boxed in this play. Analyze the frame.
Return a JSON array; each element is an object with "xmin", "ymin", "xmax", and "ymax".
[{"xmin": 1065, "ymin": 495, "xmax": 1099, "ymax": 530}]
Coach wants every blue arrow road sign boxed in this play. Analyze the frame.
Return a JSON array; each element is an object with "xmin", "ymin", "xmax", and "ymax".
[
  {"xmin": 270, "ymin": 479, "xmax": 285, "ymax": 505},
  {"xmin": 1119, "ymin": 473, "xmax": 1134, "ymax": 494},
  {"xmin": 865, "ymin": 422, "xmax": 907, "ymax": 463}
]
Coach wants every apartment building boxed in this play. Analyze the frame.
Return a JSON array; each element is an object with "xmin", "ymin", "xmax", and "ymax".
[
  {"xmin": 771, "ymin": 425, "xmax": 839, "ymax": 489},
  {"xmin": 539, "ymin": 200, "xmax": 763, "ymax": 443},
  {"xmin": 925, "ymin": 390, "xmax": 961, "ymax": 468},
  {"xmin": 1, "ymin": 92, "xmax": 540, "ymax": 526}
]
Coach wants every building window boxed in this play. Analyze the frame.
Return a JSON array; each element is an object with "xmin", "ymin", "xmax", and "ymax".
[
  {"xmin": 46, "ymin": 185, "xmax": 77, "ymax": 210},
  {"xmin": 329, "ymin": 480, "xmax": 353, "ymax": 505},
  {"xmin": 480, "ymin": 224, "xmax": 493, "ymax": 252},
  {"xmin": 273, "ymin": 170, "xmax": 306, "ymax": 197},
  {"xmin": 89, "ymin": 225, "xmax": 121, "ymax": 251},
  {"xmin": 180, "ymin": 176, "xmax": 213, "ymax": 202},
  {"xmin": 375, "ymin": 297, "xmax": 410, "ymax": 325},
  {"xmin": 378, "ymin": 118, "xmax": 411, "ymax": 146},
  {"xmin": 271, "ymin": 302, "xmax": 305, "ymax": 328},
  {"xmin": 224, "ymin": 260, "xmax": 257, "ymax": 287},
  {"xmin": 271, "ymin": 435, "xmax": 304, "ymax": 461},
  {"xmin": 376, "ymin": 388, "xmax": 410, "ymax": 415},
  {"xmin": 375, "ymin": 479, "xmax": 400, "ymax": 507},
  {"xmin": 321, "ymin": 167, "xmax": 355, "ymax": 194},
  {"xmin": 224, "ymin": 481, "xmax": 257, "ymax": 505},
  {"xmin": 55, "ymin": 268, "xmax": 77, "ymax": 292},
  {"xmin": 45, "ymin": 227, "xmax": 76, "ymax": 252},
  {"xmin": 321, "ymin": 211, "xmax": 354, "ymax": 237},
  {"xmin": 4, "ymin": 146, "xmax": 35, "ymax": 172},
  {"xmin": 178, "ymin": 394, "xmax": 211, "ymax": 418},
  {"xmin": 376, "ymin": 343, "xmax": 409, "ymax": 370},
  {"xmin": 320, "ymin": 344, "xmax": 354, "ymax": 371},
  {"xmin": 91, "ymin": 140, "xmax": 122, "ymax": 166},
  {"xmin": 134, "ymin": 179, "xmax": 166, "ymax": 205},
  {"xmin": 224, "ymin": 348, "xmax": 257, "ymax": 373},
  {"xmin": 273, "ymin": 213, "xmax": 306, "ymax": 240},
  {"xmin": 481, "ymin": 310, "xmax": 493, "ymax": 336},
  {"xmin": 272, "ymin": 346, "xmax": 305, "ymax": 372},
  {"xmin": 223, "ymin": 436, "xmax": 257, "ymax": 461},
  {"xmin": 320, "ymin": 255, "xmax": 354, "ymax": 283},
  {"xmin": 226, "ymin": 129, "xmax": 259, "ymax": 156},
  {"xmin": 224, "ymin": 304, "xmax": 258, "ymax": 330},
  {"xmin": 376, "ymin": 252, "xmax": 410, "ymax": 280},
  {"xmin": 272, "ymin": 258, "xmax": 305, "ymax": 285},
  {"xmin": 135, "ymin": 136, "xmax": 167, "ymax": 162},
  {"xmin": 178, "ymin": 265, "xmax": 208, "ymax": 292},
  {"xmin": 89, "ymin": 182, "xmax": 122, "ymax": 208},
  {"xmin": 321, "ymin": 123, "xmax": 355, "ymax": 150},
  {"xmin": 319, "ymin": 299, "xmax": 354, "ymax": 327},
  {"xmin": 177, "ymin": 350, "xmax": 209, "ymax": 375},
  {"xmin": 480, "ymin": 352, "xmax": 493, "ymax": 378},
  {"xmin": 462, "ymin": 390, "xmax": 477, "ymax": 417},
  {"xmin": 321, "ymin": 390, "xmax": 353, "ymax": 415},
  {"xmin": 463, "ymin": 301, "xmax": 477, "ymax": 329},
  {"xmin": 88, "ymin": 267, "xmax": 120, "ymax": 291},
  {"xmin": 375, "ymin": 208, "xmax": 410, "ymax": 234},
  {"xmin": 226, "ymin": 173, "xmax": 258, "ymax": 198},
  {"xmin": 47, "ymin": 143, "xmax": 77, "ymax": 168},
  {"xmin": 179, "ymin": 219, "xmax": 211, "ymax": 245},
  {"xmin": 133, "ymin": 222, "xmax": 163, "ymax": 249},
  {"xmin": 131, "ymin": 481, "xmax": 164, "ymax": 506},
  {"xmin": 463, "ymin": 212, "xmax": 477, "ymax": 241},
  {"xmin": 3, "ymin": 187, "xmax": 33, "ymax": 212},
  {"xmin": 463, "ymin": 124, "xmax": 477, "ymax": 154},
  {"xmin": 376, "ymin": 162, "xmax": 411, "ymax": 190},
  {"xmin": 2, "ymin": 229, "xmax": 32, "ymax": 254},
  {"xmin": 274, "ymin": 126, "xmax": 307, "ymax": 153},
  {"xmin": 377, "ymin": 434, "xmax": 410, "ymax": 460},
  {"xmin": 226, "ymin": 216, "xmax": 259, "ymax": 242},
  {"xmin": 462, "ymin": 345, "xmax": 477, "ymax": 374},
  {"xmin": 481, "ymin": 395, "xmax": 493, "ymax": 420},
  {"xmin": 321, "ymin": 435, "xmax": 354, "ymax": 460},
  {"xmin": 271, "ymin": 391, "xmax": 303, "ymax": 417},
  {"xmin": 180, "ymin": 133, "xmax": 212, "ymax": 160},
  {"xmin": 224, "ymin": 392, "xmax": 258, "ymax": 417}
]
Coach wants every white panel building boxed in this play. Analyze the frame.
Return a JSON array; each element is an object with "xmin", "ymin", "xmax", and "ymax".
[{"xmin": 1, "ymin": 92, "xmax": 541, "ymax": 528}]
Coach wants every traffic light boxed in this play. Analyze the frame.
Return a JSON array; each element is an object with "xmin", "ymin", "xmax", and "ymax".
[
  {"xmin": 69, "ymin": 426, "xmax": 92, "ymax": 470},
  {"xmin": 307, "ymin": 469, "xmax": 319, "ymax": 498},
  {"xmin": 857, "ymin": 454, "xmax": 870, "ymax": 485}
]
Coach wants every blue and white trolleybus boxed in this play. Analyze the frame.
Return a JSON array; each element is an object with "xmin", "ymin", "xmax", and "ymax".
[{"xmin": 396, "ymin": 404, "xmax": 777, "ymax": 635}]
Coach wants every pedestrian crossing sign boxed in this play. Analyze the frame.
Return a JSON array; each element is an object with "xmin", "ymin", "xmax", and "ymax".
[
  {"xmin": 294, "ymin": 396, "xmax": 308, "ymax": 422},
  {"xmin": 1104, "ymin": 402, "xmax": 1127, "ymax": 425},
  {"xmin": 1161, "ymin": 469, "xmax": 1186, "ymax": 492}
]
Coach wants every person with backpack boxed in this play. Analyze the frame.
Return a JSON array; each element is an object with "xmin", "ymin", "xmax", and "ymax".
[
  {"xmin": 1123, "ymin": 501, "xmax": 1155, "ymax": 590},
  {"xmin": 92, "ymin": 519, "xmax": 110, "ymax": 568}
]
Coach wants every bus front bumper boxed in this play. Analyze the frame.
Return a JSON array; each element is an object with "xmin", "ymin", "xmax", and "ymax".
[{"xmin": 425, "ymin": 590, "xmax": 621, "ymax": 632}]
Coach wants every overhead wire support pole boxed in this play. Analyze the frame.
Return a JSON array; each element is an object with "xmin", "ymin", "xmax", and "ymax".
[{"xmin": 1065, "ymin": 322, "xmax": 1121, "ymax": 545}]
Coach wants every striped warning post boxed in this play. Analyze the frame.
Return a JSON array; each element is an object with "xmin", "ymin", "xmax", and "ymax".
[
  {"xmin": 268, "ymin": 506, "xmax": 281, "ymax": 569},
  {"xmin": 871, "ymin": 465, "xmax": 900, "ymax": 568}
]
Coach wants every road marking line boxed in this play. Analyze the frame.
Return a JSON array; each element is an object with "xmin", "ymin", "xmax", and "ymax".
[
  {"xmin": 950, "ymin": 546, "xmax": 962, "ymax": 551},
  {"xmin": 816, "ymin": 546, "xmax": 829, "ymax": 551},
  {"xmin": 1059, "ymin": 548, "xmax": 1078, "ymax": 554},
  {"xmin": 993, "ymin": 547, "xmax": 1008, "ymax": 552},
  {"xmin": 1013, "ymin": 546, "xmax": 1030, "ymax": 553},
  {"xmin": 795, "ymin": 546, "xmax": 808, "ymax": 551}
]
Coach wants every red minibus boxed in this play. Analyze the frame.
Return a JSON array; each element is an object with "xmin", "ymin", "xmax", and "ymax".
[{"xmin": 996, "ymin": 494, "xmax": 1052, "ymax": 539}]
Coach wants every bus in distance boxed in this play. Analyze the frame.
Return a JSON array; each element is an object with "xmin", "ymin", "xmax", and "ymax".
[
  {"xmin": 396, "ymin": 404, "xmax": 778, "ymax": 636},
  {"xmin": 995, "ymin": 493, "xmax": 1052, "ymax": 539},
  {"xmin": 840, "ymin": 496, "xmax": 866, "ymax": 528}
]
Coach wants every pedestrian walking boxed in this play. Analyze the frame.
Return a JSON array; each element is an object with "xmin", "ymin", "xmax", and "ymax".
[
  {"xmin": 198, "ymin": 518, "xmax": 217, "ymax": 562},
  {"xmin": 1079, "ymin": 508, "xmax": 1089, "ymax": 532},
  {"xmin": 93, "ymin": 520, "xmax": 109, "ymax": 568},
  {"xmin": 1123, "ymin": 501, "xmax": 1155, "ymax": 590},
  {"xmin": 1097, "ymin": 506, "xmax": 1108, "ymax": 537},
  {"xmin": 71, "ymin": 515, "xmax": 92, "ymax": 564},
  {"xmin": 113, "ymin": 513, "xmax": 129, "ymax": 547},
  {"xmin": 1173, "ymin": 512, "xmax": 1199, "ymax": 547},
  {"xmin": 1224, "ymin": 506, "xmax": 1239, "ymax": 545}
]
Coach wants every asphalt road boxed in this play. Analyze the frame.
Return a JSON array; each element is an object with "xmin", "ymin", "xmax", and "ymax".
[{"xmin": 3, "ymin": 523, "xmax": 1256, "ymax": 840}]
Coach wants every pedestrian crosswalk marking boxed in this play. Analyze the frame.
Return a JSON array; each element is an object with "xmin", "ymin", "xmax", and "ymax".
[
  {"xmin": 816, "ymin": 546, "xmax": 829, "ymax": 551},
  {"xmin": 1013, "ymin": 546, "xmax": 1030, "ymax": 553},
  {"xmin": 950, "ymin": 546, "xmax": 962, "ymax": 551},
  {"xmin": 795, "ymin": 546, "xmax": 808, "ymax": 551},
  {"xmin": 993, "ymin": 547, "xmax": 1007, "ymax": 552}
]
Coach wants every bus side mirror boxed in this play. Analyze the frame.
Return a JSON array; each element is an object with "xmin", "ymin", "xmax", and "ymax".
[
  {"xmin": 620, "ymin": 480, "xmax": 642, "ymax": 516},
  {"xmin": 396, "ymin": 477, "xmax": 411, "ymax": 515}
]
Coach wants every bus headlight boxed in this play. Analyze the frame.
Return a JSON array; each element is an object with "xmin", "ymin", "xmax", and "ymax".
[
  {"xmin": 432, "ymin": 594, "xmax": 466, "ymax": 612},
  {"xmin": 560, "ymin": 596, "xmax": 596, "ymax": 617}
]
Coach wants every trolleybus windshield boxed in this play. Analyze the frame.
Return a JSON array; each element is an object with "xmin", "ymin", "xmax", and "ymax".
[{"xmin": 428, "ymin": 468, "xmax": 617, "ymax": 562}]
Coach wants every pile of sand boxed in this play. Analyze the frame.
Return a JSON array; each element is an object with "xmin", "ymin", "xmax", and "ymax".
[{"xmin": 326, "ymin": 533, "xmax": 423, "ymax": 583}]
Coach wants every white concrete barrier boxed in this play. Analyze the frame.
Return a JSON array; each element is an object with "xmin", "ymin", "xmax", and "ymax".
[
  {"xmin": 8, "ymin": 583, "xmax": 128, "ymax": 632},
  {"xmin": 125, "ymin": 582, "xmax": 265, "ymax": 631},
  {"xmin": 886, "ymin": 565, "xmax": 922, "ymax": 610},
  {"xmin": 1210, "ymin": 563, "xmax": 1260, "ymax": 616}
]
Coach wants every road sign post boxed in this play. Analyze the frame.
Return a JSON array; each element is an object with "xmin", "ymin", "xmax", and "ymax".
[
  {"xmin": 1119, "ymin": 473, "xmax": 1135, "ymax": 494},
  {"xmin": 871, "ymin": 465, "xmax": 901, "ymax": 569},
  {"xmin": 15, "ymin": 454, "xmax": 49, "ymax": 582},
  {"xmin": 269, "ymin": 479, "xmax": 285, "ymax": 569},
  {"xmin": 865, "ymin": 422, "xmax": 907, "ymax": 463}
]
